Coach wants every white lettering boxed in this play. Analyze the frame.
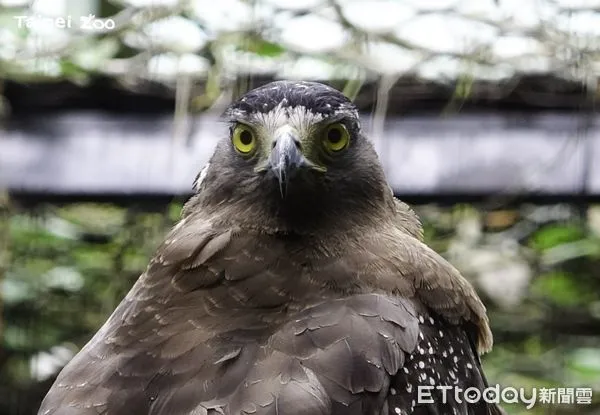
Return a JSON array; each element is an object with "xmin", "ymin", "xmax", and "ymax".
[{"xmin": 417, "ymin": 386, "xmax": 434, "ymax": 404}]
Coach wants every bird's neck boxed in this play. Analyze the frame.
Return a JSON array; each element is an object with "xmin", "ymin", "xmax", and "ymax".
[{"xmin": 187, "ymin": 187, "xmax": 395, "ymax": 236}]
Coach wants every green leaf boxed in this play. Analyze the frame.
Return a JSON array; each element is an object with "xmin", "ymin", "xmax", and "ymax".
[
  {"xmin": 541, "ymin": 239, "xmax": 600, "ymax": 266},
  {"xmin": 59, "ymin": 60, "xmax": 88, "ymax": 79},
  {"xmin": 529, "ymin": 224, "xmax": 585, "ymax": 251},
  {"xmin": 567, "ymin": 348, "xmax": 600, "ymax": 384},
  {"xmin": 122, "ymin": 250, "xmax": 150, "ymax": 273},
  {"xmin": 531, "ymin": 272, "xmax": 592, "ymax": 306},
  {"xmin": 71, "ymin": 246, "xmax": 114, "ymax": 271},
  {"xmin": 70, "ymin": 37, "xmax": 120, "ymax": 71},
  {"xmin": 242, "ymin": 39, "xmax": 286, "ymax": 57},
  {"xmin": 2, "ymin": 278, "xmax": 36, "ymax": 304},
  {"xmin": 9, "ymin": 216, "xmax": 70, "ymax": 248},
  {"xmin": 43, "ymin": 267, "xmax": 84, "ymax": 292},
  {"xmin": 167, "ymin": 202, "xmax": 184, "ymax": 222},
  {"xmin": 57, "ymin": 204, "xmax": 126, "ymax": 234}
]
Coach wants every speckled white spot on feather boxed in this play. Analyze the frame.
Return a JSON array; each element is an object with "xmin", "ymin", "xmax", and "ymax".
[
  {"xmin": 390, "ymin": 387, "xmax": 397, "ymax": 395},
  {"xmin": 418, "ymin": 315, "xmax": 425, "ymax": 324},
  {"xmin": 418, "ymin": 361, "xmax": 425, "ymax": 369},
  {"xmin": 467, "ymin": 363, "xmax": 473, "ymax": 369},
  {"xmin": 429, "ymin": 317, "xmax": 434, "ymax": 324}
]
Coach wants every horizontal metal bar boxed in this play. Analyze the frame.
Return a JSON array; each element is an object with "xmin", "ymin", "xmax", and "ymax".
[{"xmin": 1, "ymin": 111, "xmax": 597, "ymax": 197}]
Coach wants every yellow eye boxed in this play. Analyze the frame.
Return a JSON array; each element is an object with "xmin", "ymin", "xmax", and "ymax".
[
  {"xmin": 232, "ymin": 124, "xmax": 256, "ymax": 154},
  {"xmin": 323, "ymin": 123, "xmax": 350, "ymax": 153}
]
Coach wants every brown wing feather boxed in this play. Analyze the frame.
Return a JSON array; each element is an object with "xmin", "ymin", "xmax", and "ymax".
[
  {"xmin": 39, "ymin": 215, "xmax": 246, "ymax": 415},
  {"xmin": 306, "ymin": 226, "xmax": 492, "ymax": 354},
  {"xmin": 221, "ymin": 294, "xmax": 420, "ymax": 415},
  {"xmin": 40, "ymin": 206, "xmax": 493, "ymax": 415}
]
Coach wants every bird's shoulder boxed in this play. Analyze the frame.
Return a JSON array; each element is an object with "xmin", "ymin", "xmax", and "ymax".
[
  {"xmin": 38, "ymin": 213, "xmax": 271, "ymax": 414},
  {"xmin": 304, "ymin": 219, "xmax": 492, "ymax": 355}
]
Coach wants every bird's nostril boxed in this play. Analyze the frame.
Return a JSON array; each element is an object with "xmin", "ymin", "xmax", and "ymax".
[{"xmin": 272, "ymin": 138, "xmax": 300, "ymax": 149}]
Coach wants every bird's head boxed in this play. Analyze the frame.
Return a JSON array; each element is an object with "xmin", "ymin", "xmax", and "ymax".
[{"xmin": 191, "ymin": 81, "xmax": 394, "ymax": 232}]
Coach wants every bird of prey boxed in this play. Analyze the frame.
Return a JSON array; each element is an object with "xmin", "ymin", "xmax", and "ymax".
[{"xmin": 40, "ymin": 81, "xmax": 501, "ymax": 415}]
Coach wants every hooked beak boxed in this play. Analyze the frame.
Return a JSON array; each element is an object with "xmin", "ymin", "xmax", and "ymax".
[{"xmin": 269, "ymin": 129, "xmax": 307, "ymax": 197}]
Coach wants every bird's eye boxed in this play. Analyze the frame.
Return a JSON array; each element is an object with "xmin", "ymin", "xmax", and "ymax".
[
  {"xmin": 323, "ymin": 123, "xmax": 350, "ymax": 153},
  {"xmin": 232, "ymin": 124, "xmax": 257, "ymax": 155}
]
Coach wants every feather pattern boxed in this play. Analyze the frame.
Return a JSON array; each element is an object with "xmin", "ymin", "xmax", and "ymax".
[
  {"xmin": 39, "ymin": 80, "xmax": 499, "ymax": 415},
  {"xmin": 39, "ymin": 210, "xmax": 498, "ymax": 415}
]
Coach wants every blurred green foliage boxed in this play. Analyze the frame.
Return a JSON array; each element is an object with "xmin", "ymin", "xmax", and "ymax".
[{"xmin": 1, "ymin": 200, "xmax": 600, "ymax": 414}]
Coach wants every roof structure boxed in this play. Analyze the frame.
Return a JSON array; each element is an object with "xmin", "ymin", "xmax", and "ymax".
[
  {"xmin": 2, "ymin": 0, "xmax": 599, "ymax": 200},
  {"xmin": 1, "ymin": 79, "xmax": 598, "ymax": 200}
]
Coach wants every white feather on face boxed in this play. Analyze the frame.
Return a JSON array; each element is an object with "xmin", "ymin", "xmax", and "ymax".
[
  {"xmin": 193, "ymin": 163, "xmax": 210, "ymax": 192},
  {"xmin": 232, "ymin": 103, "xmax": 327, "ymax": 142}
]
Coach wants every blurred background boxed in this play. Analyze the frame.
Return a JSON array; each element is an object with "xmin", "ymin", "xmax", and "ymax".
[{"xmin": 1, "ymin": 0, "xmax": 600, "ymax": 414}]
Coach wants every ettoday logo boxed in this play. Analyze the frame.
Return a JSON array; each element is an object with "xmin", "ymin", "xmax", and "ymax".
[{"xmin": 417, "ymin": 385, "xmax": 593, "ymax": 409}]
